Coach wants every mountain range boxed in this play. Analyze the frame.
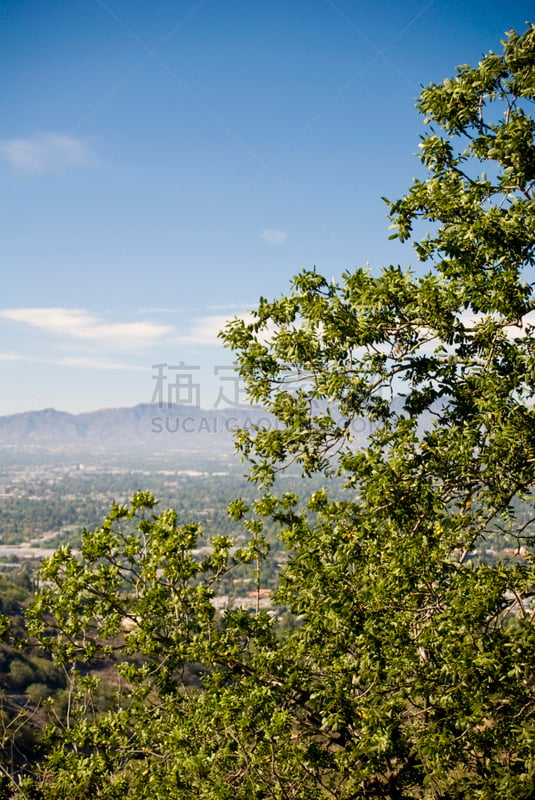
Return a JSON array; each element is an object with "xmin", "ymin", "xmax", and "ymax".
[{"xmin": 0, "ymin": 404, "xmax": 271, "ymax": 453}]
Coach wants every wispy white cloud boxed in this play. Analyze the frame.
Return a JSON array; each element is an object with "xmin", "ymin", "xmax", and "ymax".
[
  {"xmin": 260, "ymin": 229, "xmax": 288, "ymax": 246},
  {"xmin": 138, "ymin": 307, "xmax": 194, "ymax": 314},
  {"xmin": 0, "ymin": 352, "xmax": 33, "ymax": 364},
  {"xmin": 55, "ymin": 356, "xmax": 146, "ymax": 371},
  {"xmin": 0, "ymin": 308, "xmax": 173, "ymax": 350},
  {"xmin": 173, "ymin": 314, "xmax": 256, "ymax": 346},
  {"xmin": 0, "ymin": 349, "xmax": 144, "ymax": 371},
  {"xmin": 138, "ymin": 303, "xmax": 252, "ymax": 315},
  {"xmin": 176, "ymin": 315, "xmax": 239, "ymax": 346},
  {"xmin": 458, "ymin": 310, "xmax": 535, "ymax": 340},
  {"xmin": 207, "ymin": 303, "xmax": 254, "ymax": 311},
  {"xmin": 171, "ymin": 312, "xmax": 280, "ymax": 348},
  {"xmin": 0, "ymin": 133, "xmax": 97, "ymax": 174}
]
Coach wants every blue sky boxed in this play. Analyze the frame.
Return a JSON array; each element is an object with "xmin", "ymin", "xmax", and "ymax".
[{"xmin": 1, "ymin": 0, "xmax": 533, "ymax": 415}]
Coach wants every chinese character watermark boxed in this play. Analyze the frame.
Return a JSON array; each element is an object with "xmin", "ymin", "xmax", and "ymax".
[
  {"xmin": 151, "ymin": 362, "xmax": 201, "ymax": 408},
  {"xmin": 213, "ymin": 365, "xmax": 256, "ymax": 409},
  {"xmin": 149, "ymin": 362, "xmax": 378, "ymax": 436}
]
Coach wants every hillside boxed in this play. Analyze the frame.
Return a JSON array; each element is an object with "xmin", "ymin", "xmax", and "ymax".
[{"xmin": 0, "ymin": 404, "xmax": 270, "ymax": 453}]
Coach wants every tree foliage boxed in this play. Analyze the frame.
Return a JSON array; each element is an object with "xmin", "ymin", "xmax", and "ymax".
[{"xmin": 9, "ymin": 24, "xmax": 535, "ymax": 799}]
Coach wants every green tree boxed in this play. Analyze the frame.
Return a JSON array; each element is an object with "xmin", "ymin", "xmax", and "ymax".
[{"xmin": 23, "ymin": 23, "xmax": 535, "ymax": 799}]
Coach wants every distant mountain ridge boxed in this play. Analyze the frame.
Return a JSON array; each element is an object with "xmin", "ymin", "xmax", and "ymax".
[{"xmin": 0, "ymin": 404, "xmax": 270, "ymax": 452}]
